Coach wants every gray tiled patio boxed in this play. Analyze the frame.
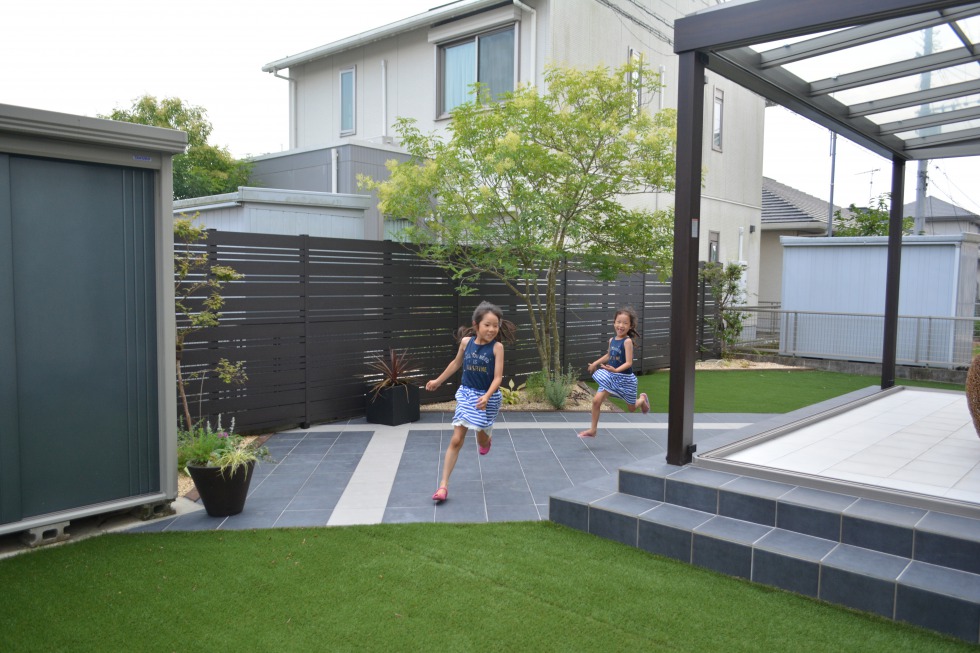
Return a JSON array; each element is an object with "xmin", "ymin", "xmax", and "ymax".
[{"xmin": 131, "ymin": 410, "xmax": 761, "ymax": 532}]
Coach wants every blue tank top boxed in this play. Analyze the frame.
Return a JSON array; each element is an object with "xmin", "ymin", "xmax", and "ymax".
[
  {"xmin": 608, "ymin": 337, "xmax": 632, "ymax": 374},
  {"xmin": 460, "ymin": 338, "xmax": 496, "ymax": 391}
]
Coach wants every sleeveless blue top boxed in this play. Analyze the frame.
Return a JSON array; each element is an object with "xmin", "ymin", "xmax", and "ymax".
[
  {"xmin": 460, "ymin": 338, "xmax": 496, "ymax": 391},
  {"xmin": 608, "ymin": 337, "xmax": 632, "ymax": 374}
]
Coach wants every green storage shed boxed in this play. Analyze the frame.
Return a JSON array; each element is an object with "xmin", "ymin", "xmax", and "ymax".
[{"xmin": 0, "ymin": 104, "xmax": 186, "ymax": 543}]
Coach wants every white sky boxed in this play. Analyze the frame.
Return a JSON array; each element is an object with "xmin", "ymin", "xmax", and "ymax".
[{"xmin": 3, "ymin": 0, "xmax": 979, "ymax": 213}]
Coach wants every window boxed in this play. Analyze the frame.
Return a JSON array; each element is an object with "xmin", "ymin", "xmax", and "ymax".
[
  {"xmin": 712, "ymin": 87, "xmax": 724, "ymax": 152},
  {"xmin": 628, "ymin": 48, "xmax": 643, "ymax": 114},
  {"xmin": 340, "ymin": 67, "xmax": 355, "ymax": 136},
  {"xmin": 439, "ymin": 25, "xmax": 515, "ymax": 116},
  {"xmin": 708, "ymin": 231, "xmax": 720, "ymax": 263}
]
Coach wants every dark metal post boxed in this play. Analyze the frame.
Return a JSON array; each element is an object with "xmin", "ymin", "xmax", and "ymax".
[
  {"xmin": 881, "ymin": 157, "xmax": 906, "ymax": 389},
  {"xmin": 301, "ymin": 234, "xmax": 311, "ymax": 428},
  {"xmin": 667, "ymin": 50, "xmax": 706, "ymax": 466}
]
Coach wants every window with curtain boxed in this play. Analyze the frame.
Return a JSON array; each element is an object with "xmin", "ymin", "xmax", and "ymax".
[
  {"xmin": 340, "ymin": 67, "xmax": 355, "ymax": 136},
  {"xmin": 439, "ymin": 25, "xmax": 515, "ymax": 116},
  {"xmin": 712, "ymin": 87, "xmax": 724, "ymax": 152}
]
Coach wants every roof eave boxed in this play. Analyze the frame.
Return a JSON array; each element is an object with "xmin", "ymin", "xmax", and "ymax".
[{"xmin": 262, "ymin": 0, "xmax": 503, "ymax": 72}]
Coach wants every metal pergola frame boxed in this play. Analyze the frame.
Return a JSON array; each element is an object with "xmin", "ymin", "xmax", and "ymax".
[{"xmin": 668, "ymin": 0, "xmax": 980, "ymax": 464}]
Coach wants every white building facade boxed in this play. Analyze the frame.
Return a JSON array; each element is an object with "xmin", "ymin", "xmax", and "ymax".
[{"xmin": 260, "ymin": 0, "xmax": 765, "ymax": 301}]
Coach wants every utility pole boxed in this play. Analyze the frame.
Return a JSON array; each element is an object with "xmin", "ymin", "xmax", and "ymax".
[
  {"xmin": 914, "ymin": 27, "xmax": 934, "ymax": 235},
  {"xmin": 828, "ymin": 132, "xmax": 837, "ymax": 236}
]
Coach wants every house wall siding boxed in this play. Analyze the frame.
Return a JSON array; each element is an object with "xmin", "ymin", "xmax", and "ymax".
[{"xmin": 267, "ymin": 0, "xmax": 764, "ymax": 295}]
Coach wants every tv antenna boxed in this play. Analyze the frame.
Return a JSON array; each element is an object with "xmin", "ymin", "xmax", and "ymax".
[{"xmin": 857, "ymin": 168, "xmax": 880, "ymax": 201}]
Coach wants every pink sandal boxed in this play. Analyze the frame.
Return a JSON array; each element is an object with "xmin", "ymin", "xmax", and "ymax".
[
  {"xmin": 478, "ymin": 437, "xmax": 492, "ymax": 455},
  {"xmin": 432, "ymin": 486, "xmax": 448, "ymax": 502}
]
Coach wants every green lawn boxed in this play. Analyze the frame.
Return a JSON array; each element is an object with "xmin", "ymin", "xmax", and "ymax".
[
  {"xmin": 593, "ymin": 368, "xmax": 964, "ymax": 413},
  {"xmin": 0, "ymin": 522, "xmax": 973, "ymax": 652}
]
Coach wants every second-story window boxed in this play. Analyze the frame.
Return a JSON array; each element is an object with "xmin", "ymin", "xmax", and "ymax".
[
  {"xmin": 712, "ymin": 87, "xmax": 724, "ymax": 152},
  {"xmin": 340, "ymin": 67, "xmax": 356, "ymax": 136},
  {"xmin": 628, "ymin": 48, "xmax": 642, "ymax": 115},
  {"xmin": 439, "ymin": 25, "xmax": 515, "ymax": 117}
]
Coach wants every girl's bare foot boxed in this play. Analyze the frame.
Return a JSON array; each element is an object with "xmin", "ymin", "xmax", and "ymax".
[
  {"xmin": 577, "ymin": 430, "xmax": 596, "ymax": 438},
  {"xmin": 639, "ymin": 393, "xmax": 650, "ymax": 414}
]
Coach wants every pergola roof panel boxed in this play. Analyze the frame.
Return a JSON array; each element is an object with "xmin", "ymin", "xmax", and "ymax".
[{"xmin": 680, "ymin": 0, "xmax": 980, "ymax": 161}]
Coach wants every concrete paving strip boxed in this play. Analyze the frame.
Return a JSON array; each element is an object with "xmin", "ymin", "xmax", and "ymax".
[
  {"xmin": 324, "ymin": 420, "xmax": 750, "ymax": 526},
  {"xmin": 327, "ymin": 424, "xmax": 411, "ymax": 526}
]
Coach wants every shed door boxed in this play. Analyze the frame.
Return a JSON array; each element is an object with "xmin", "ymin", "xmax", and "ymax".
[{"xmin": 0, "ymin": 154, "xmax": 159, "ymax": 523}]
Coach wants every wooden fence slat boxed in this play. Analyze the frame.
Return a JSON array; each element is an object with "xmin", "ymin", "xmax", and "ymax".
[{"xmin": 176, "ymin": 231, "xmax": 715, "ymax": 432}]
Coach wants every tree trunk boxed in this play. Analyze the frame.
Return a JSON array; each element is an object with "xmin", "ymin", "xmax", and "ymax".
[{"xmin": 176, "ymin": 350, "xmax": 193, "ymax": 430}]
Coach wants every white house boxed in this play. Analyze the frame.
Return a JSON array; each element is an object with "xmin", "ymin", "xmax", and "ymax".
[{"xmin": 257, "ymin": 0, "xmax": 765, "ymax": 302}]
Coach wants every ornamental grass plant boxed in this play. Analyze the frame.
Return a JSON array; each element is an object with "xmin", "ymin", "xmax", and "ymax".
[{"xmin": 176, "ymin": 416, "xmax": 270, "ymax": 477}]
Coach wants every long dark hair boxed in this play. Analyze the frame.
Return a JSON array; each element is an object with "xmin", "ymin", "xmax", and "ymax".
[
  {"xmin": 615, "ymin": 306, "xmax": 640, "ymax": 343},
  {"xmin": 456, "ymin": 301, "xmax": 517, "ymax": 343}
]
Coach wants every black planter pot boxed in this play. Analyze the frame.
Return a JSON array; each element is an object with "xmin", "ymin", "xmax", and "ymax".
[
  {"xmin": 366, "ymin": 384, "xmax": 420, "ymax": 426},
  {"xmin": 187, "ymin": 460, "xmax": 255, "ymax": 517}
]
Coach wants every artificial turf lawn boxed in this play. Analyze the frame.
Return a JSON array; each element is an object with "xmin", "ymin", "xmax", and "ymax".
[
  {"xmin": 0, "ymin": 522, "xmax": 973, "ymax": 652},
  {"xmin": 595, "ymin": 368, "xmax": 964, "ymax": 413}
]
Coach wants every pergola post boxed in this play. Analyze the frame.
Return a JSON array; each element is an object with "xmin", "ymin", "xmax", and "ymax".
[
  {"xmin": 666, "ymin": 50, "xmax": 705, "ymax": 466},
  {"xmin": 881, "ymin": 157, "xmax": 906, "ymax": 389}
]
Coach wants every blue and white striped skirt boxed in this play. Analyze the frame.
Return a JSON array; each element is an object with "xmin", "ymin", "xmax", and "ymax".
[
  {"xmin": 452, "ymin": 385, "xmax": 502, "ymax": 432},
  {"xmin": 592, "ymin": 369, "xmax": 638, "ymax": 406}
]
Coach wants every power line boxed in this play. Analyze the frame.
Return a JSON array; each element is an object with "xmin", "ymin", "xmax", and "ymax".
[
  {"xmin": 929, "ymin": 163, "xmax": 980, "ymax": 215},
  {"xmin": 592, "ymin": 0, "xmax": 673, "ymax": 47}
]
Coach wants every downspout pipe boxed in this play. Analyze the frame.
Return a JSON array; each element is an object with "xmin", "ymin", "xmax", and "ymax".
[
  {"xmin": 271, "ymin": 68, "xmax": 298, "ymax": 149},
  {"xmin": 512, "ymin": 0, "xmax": 536, "ymax": 86}
]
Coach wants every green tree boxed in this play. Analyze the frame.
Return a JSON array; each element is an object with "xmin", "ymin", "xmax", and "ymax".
[
  {"xmin": 173, "ymin": 216, "xmax": 246, "ymax": 429},
  {"xmin": 699, "ymin": 262, "xmax": 747, "ymax": 359},
  {"xmin": 363, "ymin": 61, "xmax": 676, "ymax": 374},
  {"xmin": 833, "ymin": 194, "xmax": 913, "ymax": 237},
  {"xmin": 101, "ymin": 95, "xmax": 251, "ymax": 200}
]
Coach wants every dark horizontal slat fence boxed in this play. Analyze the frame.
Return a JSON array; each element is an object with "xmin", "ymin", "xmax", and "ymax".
[{"xmin": 178, "ymin": 231, "xmax": 717, "ymax": 433}]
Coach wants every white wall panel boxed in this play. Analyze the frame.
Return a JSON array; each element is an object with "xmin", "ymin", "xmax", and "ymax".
[{"xmin": 780, "ymin": 235, "xmax": 980, "ymax": 367}]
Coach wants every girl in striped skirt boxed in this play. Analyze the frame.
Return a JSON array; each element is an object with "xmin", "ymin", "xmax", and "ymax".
[
  {"xmin": 425, "ymin": 301, "xmax": 517, "ymax": 503},
  {"xmin": 578, "ymin": 306, "xmax": 649, "ymax": 438}
]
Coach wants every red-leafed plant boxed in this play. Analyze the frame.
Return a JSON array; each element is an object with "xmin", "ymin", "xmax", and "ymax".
[{"xmin": 367, "ymin": 348, "xmax": 420, "ymax": 400}]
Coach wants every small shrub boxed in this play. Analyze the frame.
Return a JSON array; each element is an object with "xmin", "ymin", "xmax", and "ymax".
[
  {"xmin": 176, "ymin": 415, "xmax": 271, "ymax": 476},
  {"xmin": 500, "ymin": 378, "xmax": 527, "ymax": 405},
  {"xmin": 543, "ymin": 367, "xmax": 577, "ymax": 410},
  {"xmin": 524, "ymin": 370, "xmax": 548, "ymax": 402},
  {"xmin": 967, "ymin": 355, "xmax": 980, "ymax": 438},
  {"xmin": 367, "ymin": 347, "xmax": 420, "ymax": 400}
]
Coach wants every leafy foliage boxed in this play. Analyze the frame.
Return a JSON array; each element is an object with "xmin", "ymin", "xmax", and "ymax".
[
  {"xmin": 523, "ymin": 370, "xmax": 549, "ymax": 402},
  {"xmin": 101, "ymin": 95, "xmax": 252, "ymax": 200},
  {"xmin": 833, "ymin": 194, "xmax": 912, "ymax": 237},
  {"xmin": 173, "ymin": 215, "xmax": 246, "ymax": 429},
  {"xmin": 542, "ymin": 366, "xmax": 578, "ymax": 410},
  {"xmin": 699, "ymin": 262, "xmax": 747, "ymax": 359},
  {"xmin": 363, "ymin": 61, "xmax": 676, "ymax": 373},
  {"xmin": 367, "ymin": 348, "xmax": 420, "ymax": 400},
  {"xmin": 500, "ymin": 378, "xmax": 527, "ymax": 405},
  {"xmin": 967, "ymin": 355, "xmax": 980, "ymax": 438},
  {"xmin": 176, "ymin": 416, "xmax": 270, "ymax": 477}
]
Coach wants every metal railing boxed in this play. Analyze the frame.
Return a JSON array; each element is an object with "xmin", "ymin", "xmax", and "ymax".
[{"xmin": 730, "ymin": 306, "xmax": 977, "ymax": 369}]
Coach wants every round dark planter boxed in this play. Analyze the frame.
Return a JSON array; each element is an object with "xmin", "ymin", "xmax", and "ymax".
[{"xmin": 187, "ymin": 460, "xmax": 255, "ymax": 517}]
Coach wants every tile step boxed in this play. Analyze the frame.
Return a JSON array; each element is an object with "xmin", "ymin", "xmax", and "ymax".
[{"xmin": 550, "ymin": 471, "xmax": 980, "ymax": 644}]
